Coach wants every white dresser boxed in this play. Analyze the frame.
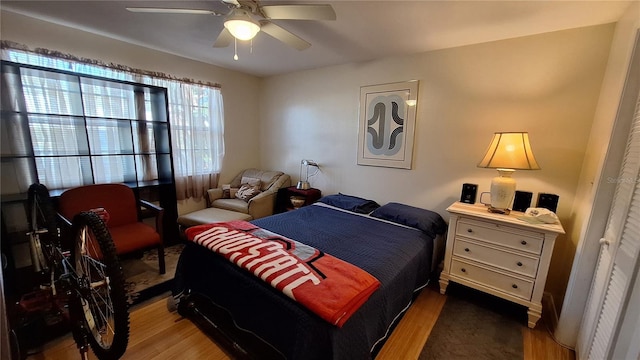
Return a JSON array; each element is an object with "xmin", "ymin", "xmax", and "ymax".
[{"xmin": 439, "ymin": 202, "xmax": 565, "ymax": 328}]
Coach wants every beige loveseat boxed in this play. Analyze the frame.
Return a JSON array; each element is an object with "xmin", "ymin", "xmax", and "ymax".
[{"xmin": 177, "ymin": 168, "xmax": 290, "ymax": 228}]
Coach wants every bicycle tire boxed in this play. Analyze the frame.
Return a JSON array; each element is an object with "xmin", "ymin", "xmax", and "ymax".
[
  {"xmin": 69, "ymin": 211, "xmax": 129, "ymax": 360},
  {"xmin": 27, "ymin": 183, "xmax": 57, "ymax": 272}
]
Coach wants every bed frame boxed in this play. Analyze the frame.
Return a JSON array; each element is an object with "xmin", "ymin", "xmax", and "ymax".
[{"xmin": 173, "ymin": 201, "xmax": 447, "ymax": 359}]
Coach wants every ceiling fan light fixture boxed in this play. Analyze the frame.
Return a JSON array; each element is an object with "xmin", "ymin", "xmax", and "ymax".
[{"xmin": 224, "ymin": 9, "xmax": 261, "ymax": 41}]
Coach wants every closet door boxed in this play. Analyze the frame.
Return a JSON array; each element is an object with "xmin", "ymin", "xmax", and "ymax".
[{"xmin": 577, "ymin": 89, "xmax": 640, "ymax": 359}]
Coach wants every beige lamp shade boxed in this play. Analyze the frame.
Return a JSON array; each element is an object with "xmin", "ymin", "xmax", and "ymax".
[
  {"xmin": 478, "ymin": 132, "xmax": 540, "ymax": 212},
  {"xmin": 477, "ymin": 132, "xmax": 540, "ymax": 170}
]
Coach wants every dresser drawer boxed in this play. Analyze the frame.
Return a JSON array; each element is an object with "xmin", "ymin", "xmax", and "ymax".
[
  {"xmin": 453, "ymin": 238, "xmax": 540, "ymax": 278},
  {"xmin": 450, "ymin": 259, "xmax": 534, "ymax": 300},
  {"xmin": 456, "ymin": 218, "xmax": 543, "ymax": 255}
]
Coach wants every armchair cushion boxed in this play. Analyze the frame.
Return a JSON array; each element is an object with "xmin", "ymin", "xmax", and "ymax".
[
  {"xmin": 240, "ymin": 176, "xmax": 261, "ymax": 187},
  {"xmin": 231, "ymin": 169, "xmax": 286, "ymax": 191},
  {"xmin": 109, "ymin": 223, "xmax": 161, "ymax": 254}
]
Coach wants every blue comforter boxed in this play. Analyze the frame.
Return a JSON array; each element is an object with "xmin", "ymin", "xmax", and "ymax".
[{"xmin": 174, "ymin": 204, "xmax": 438, "ymax": 359}]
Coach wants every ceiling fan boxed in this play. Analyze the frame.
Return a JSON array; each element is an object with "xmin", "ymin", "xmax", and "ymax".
[{"xmin": 126, "ymin": 0, "xmax": 336, "ymax": 52}]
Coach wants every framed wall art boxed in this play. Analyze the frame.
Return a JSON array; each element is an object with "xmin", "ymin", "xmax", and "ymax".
[{"xmin": 357, "ymin": 80, "xmax": 419, "ymax": 169}]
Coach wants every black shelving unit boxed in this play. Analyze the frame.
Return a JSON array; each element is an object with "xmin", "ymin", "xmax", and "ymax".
[{"xmin": 1, "ymin": 61, "xmax": 179, "ymax": 303}]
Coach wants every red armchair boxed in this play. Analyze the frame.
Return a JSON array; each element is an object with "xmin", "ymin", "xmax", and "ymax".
[{"xmin": 57, "ymin": 183, "xmax": 165, "ymax": 274}]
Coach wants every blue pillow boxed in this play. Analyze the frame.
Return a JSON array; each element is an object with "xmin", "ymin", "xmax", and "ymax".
[
  {"xmin": 370, "ymin": 202, "xmax": 447, "ymax": 238},
  {"xmin": 318, "ymin": 193, "xmax": 380, "ymax": 214}
]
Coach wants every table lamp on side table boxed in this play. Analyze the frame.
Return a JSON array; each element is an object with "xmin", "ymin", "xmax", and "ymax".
[
  {"xmin": 477, "ymin": 132, "xmax": 540, "ymax": 214},
  {"xmin": 297, "ymin": 159, "xmax": 319, "ymax": 190}
]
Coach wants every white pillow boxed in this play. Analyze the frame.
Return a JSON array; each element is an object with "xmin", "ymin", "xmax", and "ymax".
[{"xmin": 236, "ymin": 183, "xmax": 261, "ymax": 202}]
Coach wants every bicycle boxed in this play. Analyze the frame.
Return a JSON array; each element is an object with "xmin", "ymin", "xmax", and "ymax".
[{"xmin": 25, "ymin": 183, "xmax": 130, "ymax": 360}]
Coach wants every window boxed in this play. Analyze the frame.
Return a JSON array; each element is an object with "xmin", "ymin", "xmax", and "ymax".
[
  {"xmin": 1, "ymin": 48, "xmax": 224, "ymax": 200},
  {"xmin": 156, "ymin": 79, "xmax": 225, "ymax": 179},
  {"xmin": 1, "ymin": 61, "xmax": 170, "ymax": 193}
]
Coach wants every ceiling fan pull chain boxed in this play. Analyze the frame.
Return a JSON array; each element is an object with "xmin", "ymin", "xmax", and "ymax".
[{"xmin": 234, "ymin": 38, "xmax": 239, "ymax": 61}]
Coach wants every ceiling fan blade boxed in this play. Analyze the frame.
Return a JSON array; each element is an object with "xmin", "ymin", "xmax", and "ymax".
[
  {"xmin": 213, "ymin": 28, "xmax": 233, "ymax": 48},
  {"xmin": 126, "ymin": 7, "xmax": 222, "ymax": 15},
  {"xmin": 260, "ymin": 22, "xmax": 310, "ymax": 50},
  {"xmin": 261, "ymin": 5, "xmax": 336, "ymax": 21}
]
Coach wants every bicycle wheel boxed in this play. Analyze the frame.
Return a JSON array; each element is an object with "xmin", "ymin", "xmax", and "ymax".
[
  {"xmin": 27, "ymin": 183, "xmax": 57, "ymax": 273},
  {"xmin": 69, "ymin": 211, "xmax": 129, "ymax": 360}
]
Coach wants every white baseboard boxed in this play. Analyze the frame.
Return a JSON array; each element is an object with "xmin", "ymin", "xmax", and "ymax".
[{"xmin": 542, "ymin": 291, "xmax": 576, "ymax": 350}]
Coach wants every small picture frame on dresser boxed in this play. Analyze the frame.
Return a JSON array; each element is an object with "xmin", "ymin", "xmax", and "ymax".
[
  {"xmin": 513, "ymin": 191, "xmax": 533, "ymax": 212},
  {"xmin": 537, "ymin": 193, "xmax": 559, "ymax": 213},
  {"xmin": 460, "ymin": 183, "xmax": 478, "ymax": 204}
]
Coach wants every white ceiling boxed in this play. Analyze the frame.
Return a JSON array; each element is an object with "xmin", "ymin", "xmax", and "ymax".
[{"xmin": 1, "ymin": 0, "xmax": 633, "ymax": 77}]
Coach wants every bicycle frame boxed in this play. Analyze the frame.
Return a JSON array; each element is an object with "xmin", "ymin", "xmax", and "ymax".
[
  {"xmin": 29, "ymin": 220, "xmax": 101, "ymax": 357},
  {"xmin": 25, "ymin": 184, "xmax": 129, "ymax": 360}
]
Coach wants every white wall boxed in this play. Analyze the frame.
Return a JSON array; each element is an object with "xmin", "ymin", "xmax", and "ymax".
[
  {"xmin": 260, "ymin": 25, "xmax": 614, "ymax": 217},
  {"xmin": 555, "ymin": 2, "xmax": 640, "ymax": 347},
  {"xmin": 0, "ymin": 10, "xmax": 263, "ymax": 214},
  {"xmin": 259, "ymin": 24, "xmax": 615, "ymax": 310}
]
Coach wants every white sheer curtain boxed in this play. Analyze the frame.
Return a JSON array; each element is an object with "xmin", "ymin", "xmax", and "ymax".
[
  {"xmin": 147, "ymin": 78, "xmax": 224, "ymax": 200},
  {"xmin": 2, "ymin": 48, "xmax": 224, "ymax": 200}
]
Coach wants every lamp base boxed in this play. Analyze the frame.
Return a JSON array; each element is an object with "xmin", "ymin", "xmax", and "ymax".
[
  {"xmin": 490, "ymin": 168, "xmax": 516, "ymax": 211},
  {"xmin": 487, "ymin": 206, "xmax": 511, "ymax": 215},
  {"xmin": 296, "ymin": 181, "xmax": 310, "ymax": 190}
]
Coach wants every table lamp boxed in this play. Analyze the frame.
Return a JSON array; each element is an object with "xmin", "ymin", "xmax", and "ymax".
[
  {"xmin": 477, "ymin": 132, "xmax": 540, "ymax": 213},
  {"xmin": 297, "ymin": 159, "xmax": 319, "ymax": 190}
]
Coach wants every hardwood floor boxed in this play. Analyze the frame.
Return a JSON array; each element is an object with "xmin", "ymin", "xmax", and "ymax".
[{"xmin": 29, "ymin": 287, "xmax": 575, "ymax": 360}]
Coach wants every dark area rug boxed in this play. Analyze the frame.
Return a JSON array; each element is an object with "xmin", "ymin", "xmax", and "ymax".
[
  {"xmin": 419, "ymin": 283, "xmax": 526, "ymax": 360},
  {"xmin": 121, "ymin": 243, "xmax": 184, "ymax": 305}
]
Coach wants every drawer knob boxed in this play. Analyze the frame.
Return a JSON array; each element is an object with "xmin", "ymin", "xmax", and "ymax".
[
  {"xmin": 467, "ymin": 228, "xmax": 473, "ymax": 233},
  {"xmin": 512, "ymin": 284, "xmax": 518, "ymax": 289},
  {"xmin": 520, "ymin": 240, "xmax": 528, "ymax": 245},
  {"xmin": 464, "ymin": 248, "xmax": 470, "ymax": 252},
  {"xmin": 517, "ymin": 262, "xmax": 523, "ymax": 267},
  {"xmin": 461, "ymin": 268, "xmax": 466, "ymax": 273}
]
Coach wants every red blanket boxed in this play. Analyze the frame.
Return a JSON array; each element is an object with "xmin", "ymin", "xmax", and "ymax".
[{"xmin": 185, "ymin": 221, "xmax": 381, "ymax": 327}]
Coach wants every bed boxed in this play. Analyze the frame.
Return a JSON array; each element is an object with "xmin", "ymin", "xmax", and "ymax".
[{"xmin": 172, "ymin": 194, "xmax": 447, "ymax": 359}]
